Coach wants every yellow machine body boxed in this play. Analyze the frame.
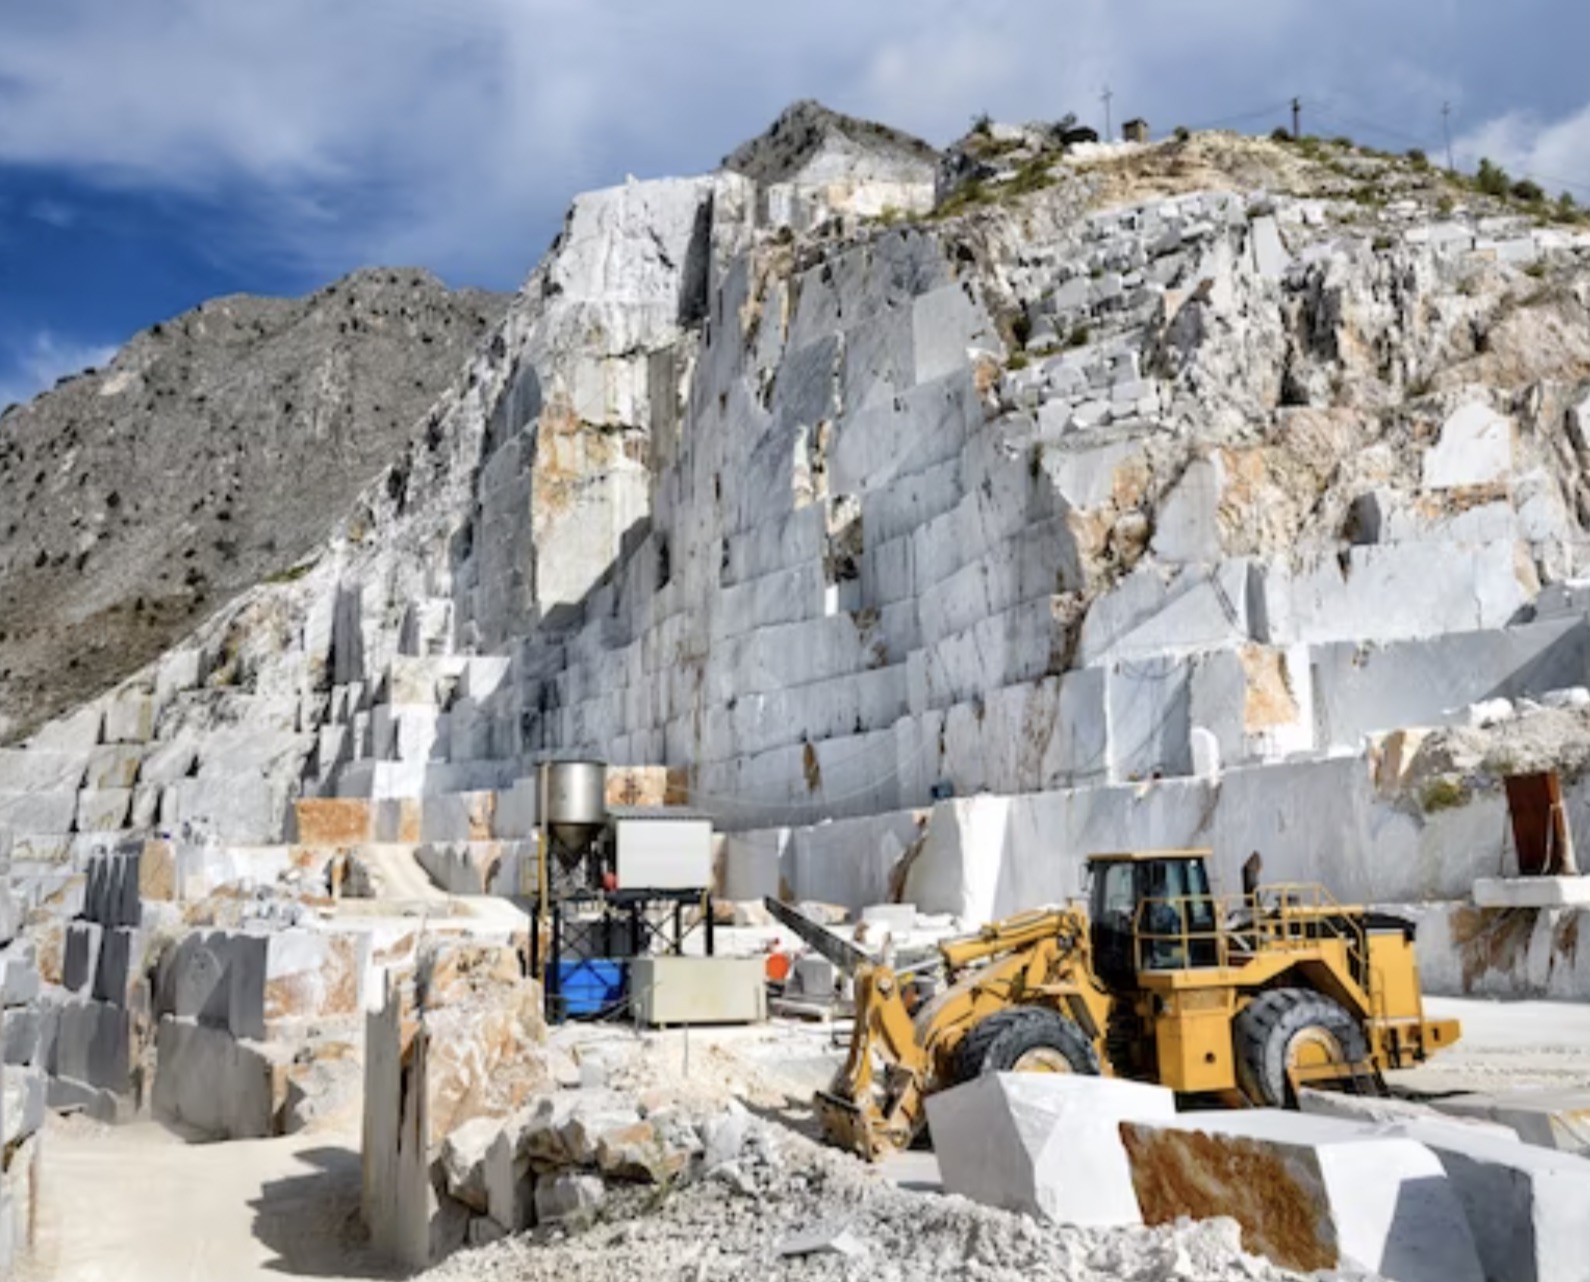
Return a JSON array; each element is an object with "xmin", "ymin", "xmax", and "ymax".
[{"xmin": 818, "ymin": 850, "xmax": 1460, "ymax": 1160}]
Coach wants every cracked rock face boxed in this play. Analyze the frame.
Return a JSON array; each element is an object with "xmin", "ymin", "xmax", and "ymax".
[{"xmin": 0, "ymin": 269, "xmax": 511, "ymax": 741}]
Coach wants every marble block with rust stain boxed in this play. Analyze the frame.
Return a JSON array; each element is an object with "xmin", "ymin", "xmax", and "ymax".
[{"xmin": 1120, "ymin": 1111, "xmax": 1483, "ymax": 1282}]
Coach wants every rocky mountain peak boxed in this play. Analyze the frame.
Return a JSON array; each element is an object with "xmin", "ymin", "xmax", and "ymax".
[{"xmin": 720, "ymin": 98, "xmax": 940, "ymax": 186}]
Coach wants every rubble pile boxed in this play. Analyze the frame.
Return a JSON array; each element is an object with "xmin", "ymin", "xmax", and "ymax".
[{"xmin": 420, "ymin": 1109, "xmax": 1310, "ymax": 1282}]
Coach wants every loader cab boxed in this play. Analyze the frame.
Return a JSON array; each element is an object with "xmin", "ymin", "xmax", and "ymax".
[{"xmin": 1087, "ymin": 850, "xmax": 1221, "ymax": 984}]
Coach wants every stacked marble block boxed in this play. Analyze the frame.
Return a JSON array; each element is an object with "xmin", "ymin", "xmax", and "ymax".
[
  {"xmin": 314, "ymin": 652, "xmax": 525, "ymax": 802},
  {"xmin": 301, "ymin": 753, "xmax": 690, "ymax": 900},
  {"xmin": 0, "ymin": 642, "xmax": 319, "ymax": 887},
  {"xmin": 151, "ymin": 922, "xmax": 370, "ymax": 1139},
  {"xmin": 444, "ymin": 190, "xmax": 1590, "ymax": 852},
  {"xmin": 1, "ymin": 911, "xmax": 46, "ymax": 1275},
  {"xmin": 49, "ymin": 843, "xmax": 155, "ymax": 1120}
]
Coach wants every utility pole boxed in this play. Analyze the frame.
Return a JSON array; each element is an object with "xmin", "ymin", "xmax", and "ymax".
[
  {"xmin": 1291, "ymin": 97, "xmax": 1302, "ymax": 139},
  {"xmin": 1102, "ymin": 85, "xmax": 1114, "ymax": 141},
  {"xmin": 1442, "ymin": 101, "xmax": 1454, "ymax": 171}
]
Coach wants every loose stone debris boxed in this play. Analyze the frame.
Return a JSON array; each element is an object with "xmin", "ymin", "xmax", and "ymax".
[{"xmin": 418, "ymin": 1119, "xmax": 1314, "ymax": 1282}]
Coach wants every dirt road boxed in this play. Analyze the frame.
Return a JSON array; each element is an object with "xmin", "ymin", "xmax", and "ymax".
[{"xmin": 22, "ymin": 1120, "xmax": 397, "ymax": 1282}]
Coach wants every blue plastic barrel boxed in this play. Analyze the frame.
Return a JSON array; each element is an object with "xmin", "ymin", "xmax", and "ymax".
[{"xmin": 555, "ymin": 959, "xmax": 627, "ymax": 1017}]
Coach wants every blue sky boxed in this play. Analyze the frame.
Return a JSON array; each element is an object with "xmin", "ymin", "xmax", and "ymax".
[{"xmin": 3, "ymin": 0, "xmax": 1590, "ymax": 411}]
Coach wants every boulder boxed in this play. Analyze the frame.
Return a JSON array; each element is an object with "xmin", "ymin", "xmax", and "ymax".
[
  {"xmin": 438, "ymin": 1116, "xmax": 500, "ymax": 1213},
  {"xmin": 593, "ymin": 1115, "xmax": 696, "ymax": 1184},
  {"xmin": 700, "ymin": 1100, "xmax": 751, "ymax": 1170},
  {"xmin": 547, "ymin": 1093, "xmax": 642, "ymax": 1167},
  {"xmin": 533, "ymin": 1172, "xmax": 604, "ymax": 1224},
  {"xmin": 924, "ymin": 1073, "xmax": 1175, "ymax": 1227},
  {"xmin": 1120, "ymin": 1111, "xmax": 1484, "ymax": 1282}
]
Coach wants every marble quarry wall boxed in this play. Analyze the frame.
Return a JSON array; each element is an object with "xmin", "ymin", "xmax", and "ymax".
[{"xmin": 6, "ymin": 132, "xmax": 1590, "ymax": 1104}]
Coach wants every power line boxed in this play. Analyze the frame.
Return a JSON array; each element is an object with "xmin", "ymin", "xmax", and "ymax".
[{"xmin": 1180, "ymin": 101, "xmax": 1294, "ymax": 133}]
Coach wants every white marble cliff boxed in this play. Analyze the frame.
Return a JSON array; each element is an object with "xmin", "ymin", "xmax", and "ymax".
[{"xmin": 7, "ymin": 110, "xmax": 1590, "ymax": 1135}]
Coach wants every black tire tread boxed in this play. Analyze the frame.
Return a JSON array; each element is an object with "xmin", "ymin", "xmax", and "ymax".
[
  {"xmin": 950, "ymin": 1005, "xmax": 1100, "ymax": 1084},
  {"xmin": 1233, "ymin": 986, "xmax": 1368, "ymax": 1107}
]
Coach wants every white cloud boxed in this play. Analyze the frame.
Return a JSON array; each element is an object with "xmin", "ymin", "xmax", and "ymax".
[
  {"xmin": 1455, "ymin": 102, "xmax": 1590, "ymax": 198},
  {"xmin": 0, "ymin": 332, "xmax": 119, "ymax": 413},
  {"xmin": 0, "ymin": 1, "xmax": 1582, "ymax": 285}
]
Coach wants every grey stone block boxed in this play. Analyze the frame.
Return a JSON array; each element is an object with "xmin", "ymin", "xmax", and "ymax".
[
  {"xmin": 1, "ymin": 1065, "xmax": 45, "ymax": 1147},
  {"xmin": 0, "ymin": 946, "xmax": 40, "ymax": 1008},
  {"xmin": 83, "ymin": 745, "xmax": 143, "ymax": 791},
  {"xmin": 156, "ymin": 932, "xmax": 233, "ymax": 1028},
  {"xmin": 1, "ymin": 1006, "xmax": 43, "ymax": 1066},
  {"xmin": 0, "ymin": 790, "xmax": 80, "ymax": 833},
  {"xmin": 52, "ymin": 998, "xmax": 131, "ymax": 1092},
  {"xmin": 83, "ymin": 851, "xmax": 142, "ymax": 928},
  {"xmin": 103, "ymin": 691, "xmax": 155, "ymax": 745},
  {"xmin": 62, "ymin": 922, "xmax": 103, "ymax": 995},
  {"xmin": 1378, "ymin": 1119, "xmax": 1590, "ymax": 1282},
  {"xmin": 0, "ymin": 749, "xmax": 90, "ymax": 791},
  {"xmin": 152, "ymin": 1016, "xmax": 284, "ymax": 1140},
  {"xmin": 91, "ymin": 927, "xmax": 145, "ymax": 1008}
]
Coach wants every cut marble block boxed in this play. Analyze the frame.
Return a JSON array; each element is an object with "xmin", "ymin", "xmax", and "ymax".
[
  {"xmin": 1434, "ymin": 1090, "xmax": 1590, "ymax": 1157},
  {"xmin": 1377, "ymin": 1118, "xmax": 1590, "ymax": 1282},
  {"xmin": 1120, "ymin": 1110, "xmax": 1483, "ymax": 1282},
  {"xmin": 1473, "ymin": 878, "xmax": 1590, "ymax": 909},
  {"xmin": 925, "ymin": 1072, "xmax": 1174, "ymax": 1227}
]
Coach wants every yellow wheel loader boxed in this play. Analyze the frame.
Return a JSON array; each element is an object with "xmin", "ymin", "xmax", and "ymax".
[{"xmin": 773, "ymin": 849, "xmax": 1460, "ymax": 1160}]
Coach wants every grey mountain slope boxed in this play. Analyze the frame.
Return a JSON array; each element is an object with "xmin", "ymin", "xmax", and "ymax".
[{"xmin": 0, "ymin": 267, "xmax": 512, "ymax": 740}]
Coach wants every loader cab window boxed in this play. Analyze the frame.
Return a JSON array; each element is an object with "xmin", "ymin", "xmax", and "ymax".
[{"xmin": 1140, "ymin": 858, "xmax": 1220, "ymax": 970}]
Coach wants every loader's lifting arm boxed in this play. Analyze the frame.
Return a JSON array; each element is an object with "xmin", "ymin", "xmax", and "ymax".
[{"xmin": 817, "ymin": 906, "xmax": 1101, "ymax": 1160}]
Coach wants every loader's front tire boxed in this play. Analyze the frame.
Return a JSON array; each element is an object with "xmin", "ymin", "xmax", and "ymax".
[
  {"xmin": 950, "ymin": 1007, "xmax": 1100, "ymax": 1084},
  {"xmin": 1234, "ymin": 987, "xmax": 1368, "ymax": 1107}
]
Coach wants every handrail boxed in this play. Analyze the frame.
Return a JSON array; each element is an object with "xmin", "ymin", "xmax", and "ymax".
[{"xmin": 1130, "ymin": 884, "xmax": 1371, "ymax": 975}]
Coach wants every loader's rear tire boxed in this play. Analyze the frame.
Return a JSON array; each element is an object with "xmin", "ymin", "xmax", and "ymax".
[
  {"xmin": 1234, "ymin": 987, "xmax": 1369, "ymax": 1107},
  {"xmin": 951, "ymin": 1007, "xmax": 1100, "ymax": 1084}
]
